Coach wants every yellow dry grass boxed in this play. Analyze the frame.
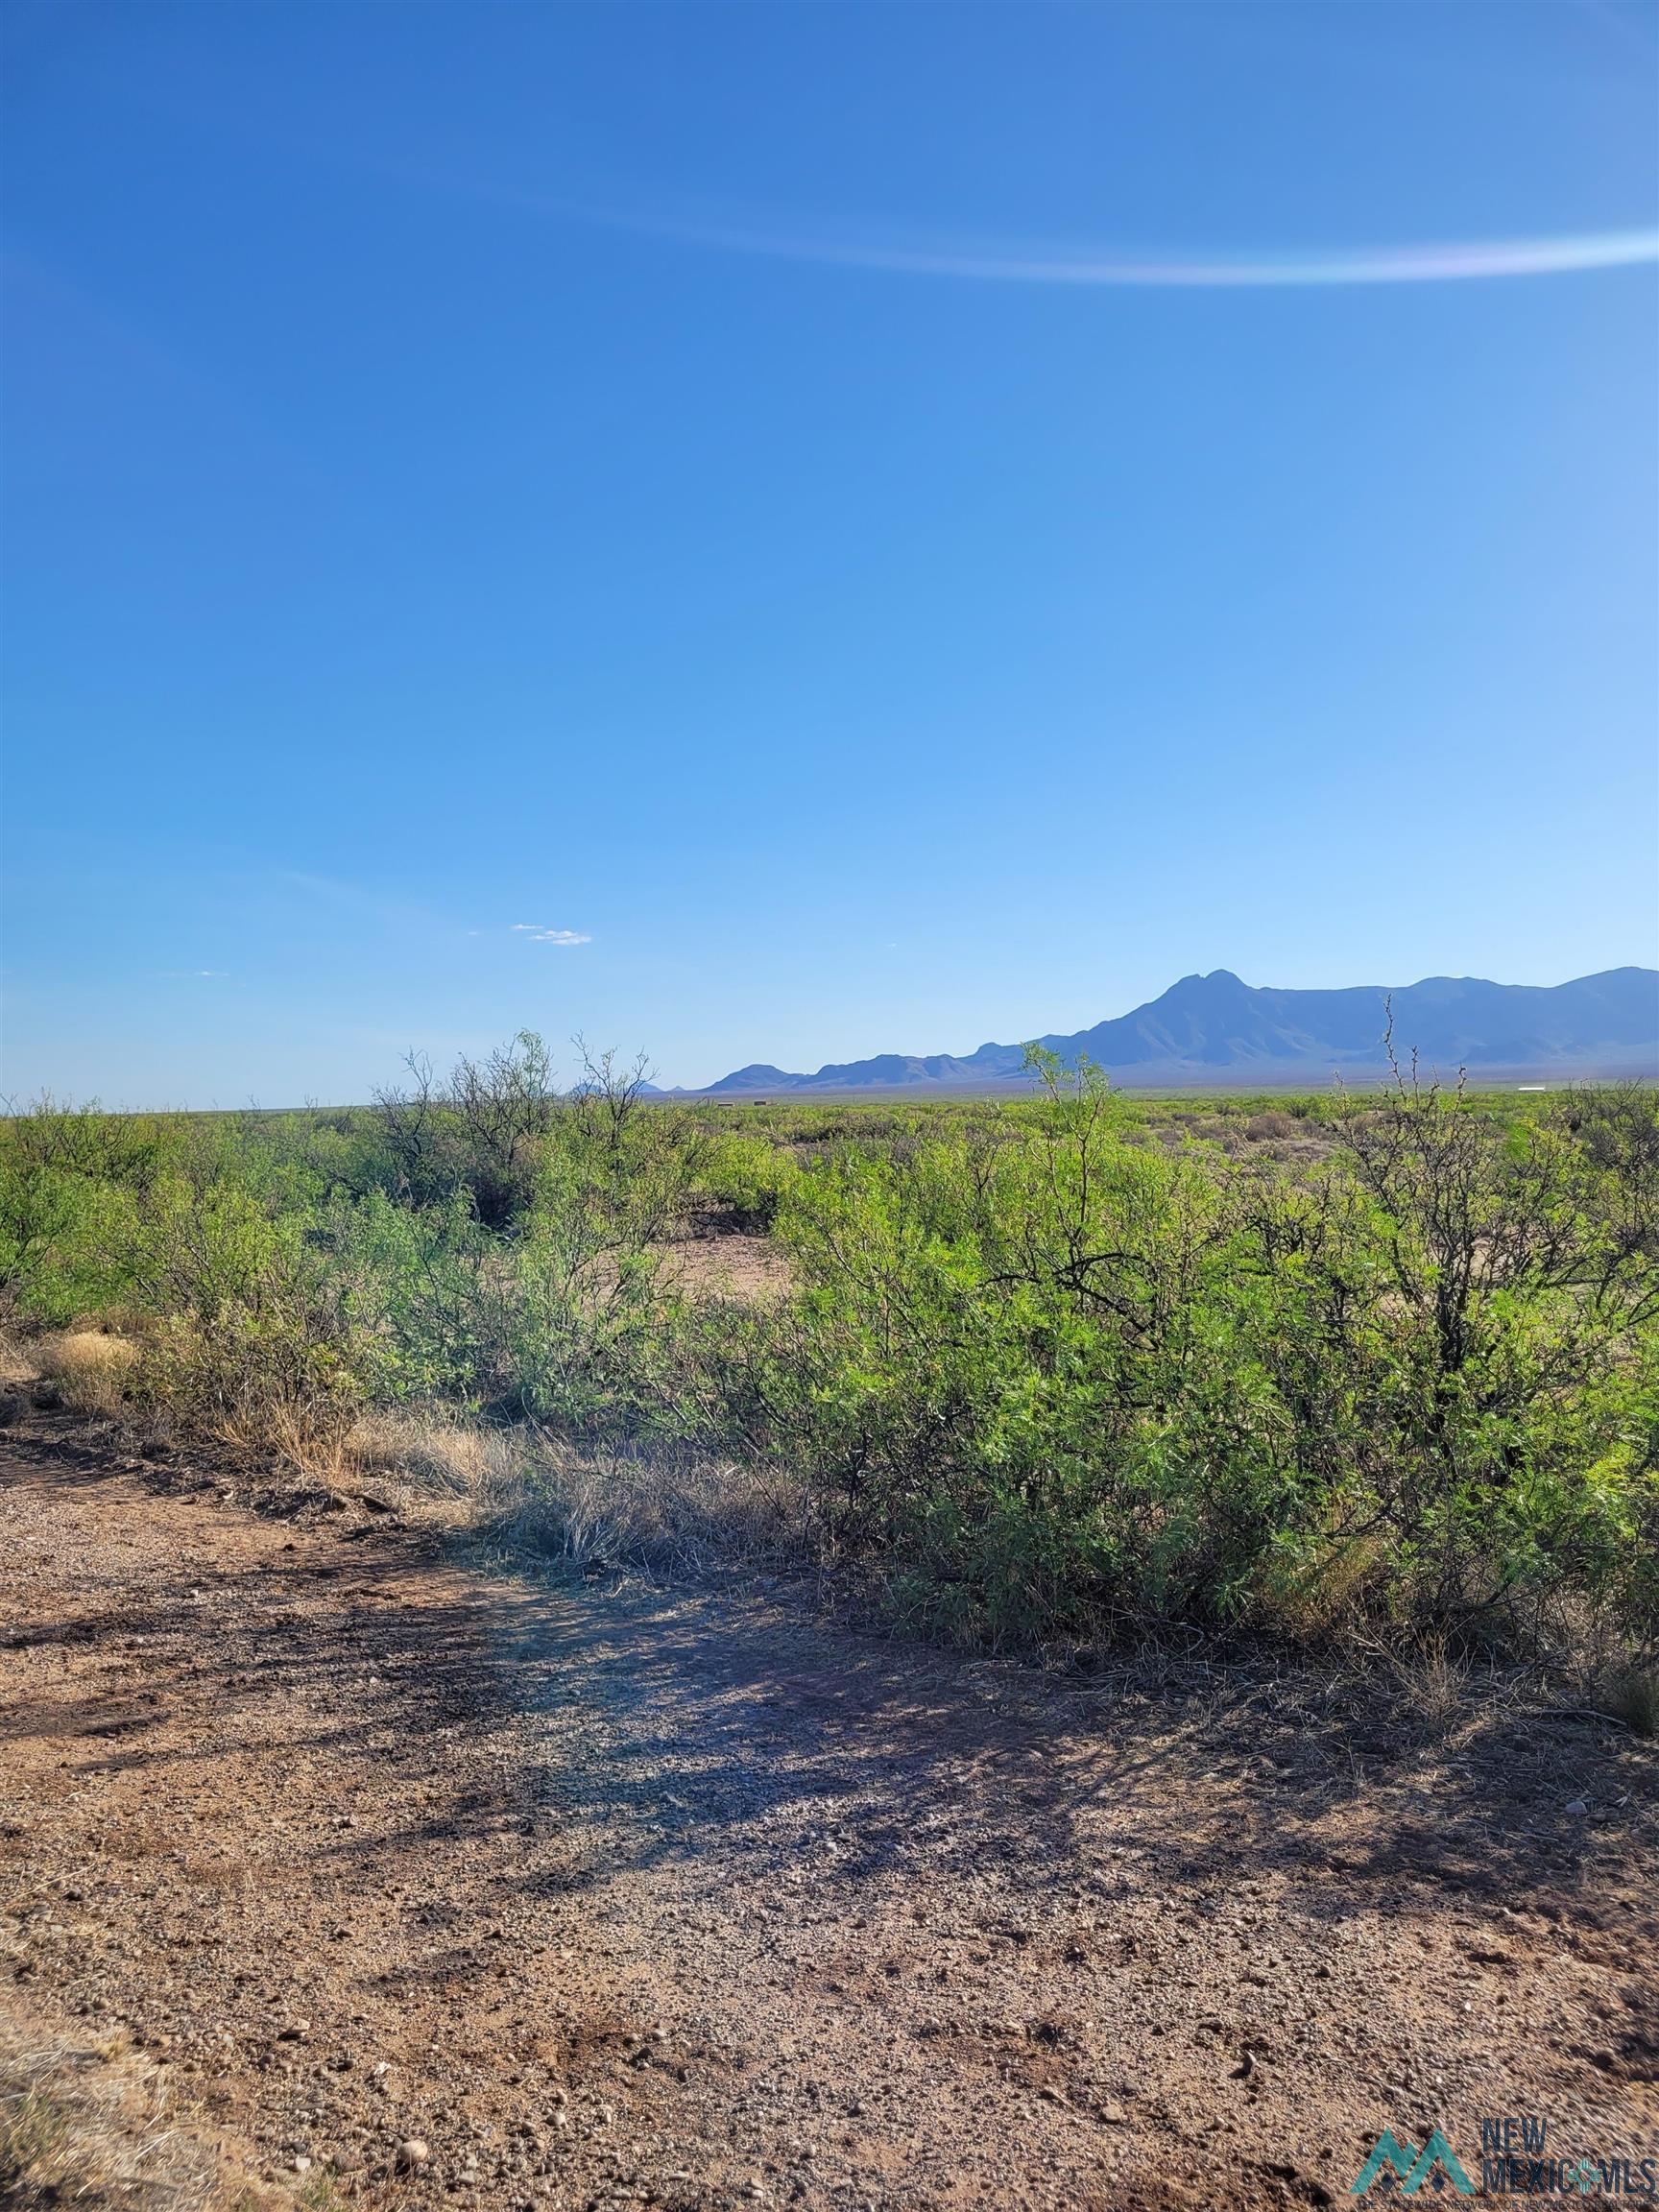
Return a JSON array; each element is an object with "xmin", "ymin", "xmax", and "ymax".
[
  {"xmin": 347, "ymin": 1407, "xmax": 515, "ymax": 1495},
  {"xmin": 36, "ymin": 1332, "xmax": 138, "ymax": 1419},
  {"xmin": 344, "ymin": 1407, "xmax": 801, "ymax": 1573},
  {"xmin": 0, "ymin": 1331, "xmax": 39, "ymax": 1387},
  {"xmin": 0, "ymin": 2009, "xmax": 301, "ymax": 2212}
]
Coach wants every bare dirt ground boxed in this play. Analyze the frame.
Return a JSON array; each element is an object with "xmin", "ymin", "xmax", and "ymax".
[
  {"xmin": 2, "ymin": 1417, "xmax": 1655, "ymax": 2212},
  {"xmin": 661, "ymin": 1223, "xmax": 792, "ymax": 1305}
]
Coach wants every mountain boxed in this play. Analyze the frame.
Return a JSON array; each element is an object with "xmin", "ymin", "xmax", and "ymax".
[{"xmin": 697, "ymin": 968, "xmax": 1659, "ymax": 1094}]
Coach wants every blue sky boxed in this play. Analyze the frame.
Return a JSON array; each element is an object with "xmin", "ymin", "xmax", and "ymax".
[{"xmin": 3, "ymin": 2, "xmax": 1655, "ymax": 1104}]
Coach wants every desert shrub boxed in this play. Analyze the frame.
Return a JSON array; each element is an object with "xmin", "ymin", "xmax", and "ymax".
[
  {"xmin": 110, "ymin": 1176, "xmax": 364, "ymax": 1464},
  {"xmin": 709, "ymin": 1052, "xmax": 1659, "ymax": 1650},
  {"xmin": 693, "ymin": 1129, "xmax": 798, "ymax": 1228},
  {"xmin": 368, "ymin": 1031, "xmax": 565, "ymax": 1226},
  {"xmin": 0, "ymin": 1150, "xmax": 368, "ymax": 1465},
  {"xmin": 732, "ymin": 1055, "xmax": 1260, "ymax": 1642},
  {"xmin": 6, "ymin": 1049, "xmax": 1655, "ymax": 1661},
  {"xmin": 507, "ymin": 1078, "xmax": 709, "ymax": 1431},
  {"xmin": 327, "ymin": 1188, "xmax": 514, "ymax": 1404},
  {"xmin": 1231, "ymin": 1066, "xmax": 1659, "ymax": 1647},
  {"xmin": 325, "ymin": 1056, "xmax": 711, "ymax": 1431},
  {"xmin": 0, "ymin": 1099, "xmax": 230, "ymax": 1324},
  {"xmin": 0, "ymin": 1162, "xmax": 132, "ymax": 1326},
  {"xmin": 1245, "ymin": 1110, "xmax": 1297, "ymax": 1142},
  {"xmin": 137, "ymin": 1301, "xmax": 360, "ymax": 1468}
]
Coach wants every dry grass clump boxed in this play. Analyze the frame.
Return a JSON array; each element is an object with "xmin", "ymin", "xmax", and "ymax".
[
  {"xmin": 0, "ymin": 2012, "xmax": 291, "ymax": 2211},
  {"xmin": 1387, "ymin": 1639, "xmax": 1472, "ymax": 1733},
  {"xmin": 340, "ymin": 1409, "xmax": 525, "ymax": 1532},
  {"xmin": 347, "ymin": 1407, "xmax": 805, "ymax": 1576},
  {"xmin": 0, "ymin": 1328, "xmax": 39, "ymax": 1388},
  {"xmin": 492, "ymin": 1439, "xmax": 804, "ymax": 1576},
  {"xmin": 36, "ymin": 1331, "xmax": 138, "ymax": 1419},
  {"xmin": 347, "ymin": 1408, "xmax": 517, "ymax": 1496}
]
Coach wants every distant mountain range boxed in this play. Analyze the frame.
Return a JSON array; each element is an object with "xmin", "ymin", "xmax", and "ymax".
[{"xmin": 692, "ymin": 967, "xmax": 1659, "ymax": 1094}]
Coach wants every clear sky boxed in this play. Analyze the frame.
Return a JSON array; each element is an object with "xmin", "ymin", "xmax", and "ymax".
[{"xmin": 3, "ymin": 2, "xmax": 1656, "ymax": 1104}]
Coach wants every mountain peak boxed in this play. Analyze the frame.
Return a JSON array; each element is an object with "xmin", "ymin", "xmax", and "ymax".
[
  {"xmin": 1168, "ymin": 968, "xmax": 1246, "ymax": 992},
  {"xmin": 697, "ymin": 968, "xmax": 1659, "ymax": 1094}
]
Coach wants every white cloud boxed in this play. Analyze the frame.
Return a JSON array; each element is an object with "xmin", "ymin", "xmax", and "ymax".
[
  {"xmin": 617, "ymin": 210, "xmax": 1659, "ymax": 289},
  {"xmin": 464, "ymin": 176, "xmax": 1659, "ymax": 290},
  {"xmin": 512, "ymin": 925, "xmax": 591, "ymax": 946}
]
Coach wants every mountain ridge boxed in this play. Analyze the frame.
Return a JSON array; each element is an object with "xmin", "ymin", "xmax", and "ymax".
[{"xmin": 692, "ymin": 967, "xmax": 1659, "ymax": 1094}]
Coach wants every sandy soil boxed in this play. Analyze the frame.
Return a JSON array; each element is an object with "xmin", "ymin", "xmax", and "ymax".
[
  {"xmin": 661, "ymin": 1221, "xmax": 792, "ymax": 1304},
  {"xmin": 2, "ymin": 1416, "xmax": 1654, "ymax": 2211}
]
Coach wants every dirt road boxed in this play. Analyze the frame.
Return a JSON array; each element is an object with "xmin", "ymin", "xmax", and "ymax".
[{"xmin": 2, "ymin": 1422, "xmax": 1654, "ymax": 2210}]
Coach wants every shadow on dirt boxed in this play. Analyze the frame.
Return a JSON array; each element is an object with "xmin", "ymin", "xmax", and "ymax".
[{"xmin": 5, "ymin": 1424, "xmax": 1653, "ymax": 1955}]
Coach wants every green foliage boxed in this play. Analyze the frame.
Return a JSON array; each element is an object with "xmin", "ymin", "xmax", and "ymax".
[
  {"xmin": 691, "ymin": 1129, "xmax": 798, "ymax": 1228},
  {"xmin": 326, "ymin": 1188, "xmax": 507, "ymax": 1404},
  {"xmin": 721, "ymin": 1055, "xmax": 1659, "ymax": 1648},
  {"xmin": 3, "ymin": 1053, "xmax": 1654, "ymax": 1657},
  {"xmin": 742, "ymin": 1055, "xmax": 1253, "ymax": 1638}
]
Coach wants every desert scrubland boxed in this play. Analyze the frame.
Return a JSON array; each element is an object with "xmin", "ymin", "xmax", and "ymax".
[{"xmin": 2, "ymin": 1046, "xmax": 1656, "ymax": 2209}]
